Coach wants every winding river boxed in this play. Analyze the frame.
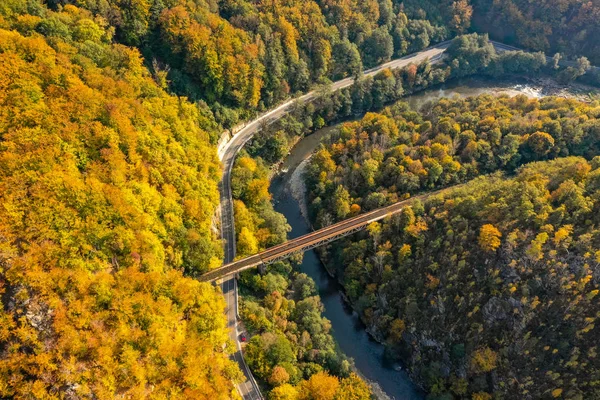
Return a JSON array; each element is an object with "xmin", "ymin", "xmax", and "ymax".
[{"xmin": 267, "ymin": 76, "xmax": 599, "ymax": 399}]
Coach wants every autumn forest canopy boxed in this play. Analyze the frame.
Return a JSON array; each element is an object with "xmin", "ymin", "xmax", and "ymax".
[
  {"xmin": 1, "ymin": 0, "xmax": 600, "ymax": 398},
  {"xmin": 304, "ymin": 95, "xmax": 600, "ymax": 399}
]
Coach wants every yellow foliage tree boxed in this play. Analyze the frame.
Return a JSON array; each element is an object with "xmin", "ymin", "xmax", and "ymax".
[
  {"xmin": 299, "ymin": 372, "xmax": 340, "ymax": 400},
  {"xmin": 388, "ymin": 319, "xmax": 406, "ymax": 344},
  {"xmin": 0, "ymin": 6, "xmax": 235, "ymax": 397},
  {"xmin": 470, "ymin": 347, "xmax": 498, "ymax": 374},
  {"xmin": 234, "ymin": 200, "xmax": 259, "ymax": 236},
  {"xmin": 269, "ymin": 365, "xmax": 291, "ymax": 386},
  {"xmin": 247, "ymin": 179, "xmax": 272, "ymax": 207},
  {"xmin": 336, "ymin": 373, "xmax": 372, "ymax": 399},
  {"xmin": 271, "ymin": 383, "xmax": 300, "ymax": 400},
  {"xmin": 237, "ymin": 227, "xmax": 259, "ymax": 258},
  {"xmin": 478, "ymin": 224, "xmax": 502, "ymax": 252}
]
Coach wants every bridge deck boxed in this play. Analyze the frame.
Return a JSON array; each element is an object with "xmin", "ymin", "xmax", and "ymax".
[{"xmin": 200, "ymin": 186, "xmax": 456, "ymax": 282}]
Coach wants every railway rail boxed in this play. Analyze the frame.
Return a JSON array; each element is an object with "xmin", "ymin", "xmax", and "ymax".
[{"xmin": 201, "ymin": 186, "xmax": 462, "ymax": 282}]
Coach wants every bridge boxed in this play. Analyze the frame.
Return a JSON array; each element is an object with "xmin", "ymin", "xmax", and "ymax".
[
  {"xmin": 201, "ymin": 187, "xmax": 454, "ymax": 282},
  {"xmin": 212, "ymin": 38, "xmax": 600, "ymax": 399},
  {"xmin": 214, "ymin": 41, "xmax": 453, "ymax": 400}
]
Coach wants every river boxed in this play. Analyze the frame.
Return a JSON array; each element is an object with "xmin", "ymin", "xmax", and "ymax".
[
  {"xmin": 271, "ymin": 171, "xmax": 421, "ymax": 399},
  {"xmin": 267, "ymin": 76, "xmax": 599, "ymax": 399}
]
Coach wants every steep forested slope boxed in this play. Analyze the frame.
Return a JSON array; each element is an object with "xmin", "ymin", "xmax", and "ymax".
[
  {"xmin": 305, "ymin": 97, "xmax": 600, "ymax": 399},
  {"xmin": 471, "ymin": 0, "xmax": 600, "ymax": 64},
  {"xmin": 37, "ymin": 0, "xmax": 467, "ymax": 126},
  {"xmin": 401, "ymin": 0, "xmax": 600, "ymax": 65},
  {"xmin": 335, "ymin": 159, "xmax": 600, "ymax": 399},
  {"xmin": 0, "ymin": 3, "xmax": 238, "ymax": 398}
]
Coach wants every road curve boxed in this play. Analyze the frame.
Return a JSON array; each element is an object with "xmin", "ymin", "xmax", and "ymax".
[
  {"xmin": 217, "ymin": 41, "xmax": 451, "ymax": 400},
  {"xmin": 216, "ymin": 39, "xmax": 592, "ymax": 399},
  {"xmin": 219, "ymin": 40, "xmax": 453, "ymax": 264}
]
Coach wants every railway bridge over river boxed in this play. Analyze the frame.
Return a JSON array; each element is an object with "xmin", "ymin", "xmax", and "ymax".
[{"xmin": 200, "ymin": 187, "xmax": 456, "ymax": 282}]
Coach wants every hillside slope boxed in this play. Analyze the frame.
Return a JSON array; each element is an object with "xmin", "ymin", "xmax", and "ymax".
[{"xmin": 0, "ymin": 3, "xmax": 238, "ymax": 398}]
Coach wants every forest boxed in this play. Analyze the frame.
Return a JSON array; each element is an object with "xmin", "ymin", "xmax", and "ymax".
[
  {"xmin": 27, "ymin": 0, "xmax": 469, "ymax": 128},
  {"xmin": 388, "ymin": 0, "xmax": 600, "ymax": 66},
  {"xmin": 231, "ymin": 33, "xmax": 600, "ymax": 399},
  {"xmin": 0, "ymin": 0, "xmax": 457, "ymax": 395},
  {"xmin": 470, "ymin": 0, "xmax": 600, "ymax": 65},
  {"xmin": 239, "ymin": 256, "xmax": 372, "ymax": 399},
  {"xmin": 228, "ymin": 154, "xmax": 373, "ymax": 397},
  {"xmin": 243, "ymin": 31, "xmax": 592, "ymax": 177},
  {"xmin": 1, "ymin": 0, "xmax": 597, "ymax": 142},
  {"xmin": 0, "ymin": 1, "xmax": 239, "ymax": 398},
  {"xmin": 305, "ymin": 94, "xmax": 600, "ymax": 225},
  {"xmin": 2, "ymin": 0, "xmax": 600, "ymax": 397},
  {"xmin": 304, "ymin": 96, "xmax": 600, "ymax": 398}
]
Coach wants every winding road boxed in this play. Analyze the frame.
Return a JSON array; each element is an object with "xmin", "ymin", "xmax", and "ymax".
[
  {"xmin": 215, "ymin": 39, "xmax": 594, "ymax": 399},
  {"xmin": 217, "ymin": 41, "xmax": 452, "ymax": 400}
]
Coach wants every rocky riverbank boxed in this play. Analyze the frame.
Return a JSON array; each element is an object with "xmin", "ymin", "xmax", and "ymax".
[{"xmin": 286, "ymin": 157, "xmax": 311, "ymax": 221}]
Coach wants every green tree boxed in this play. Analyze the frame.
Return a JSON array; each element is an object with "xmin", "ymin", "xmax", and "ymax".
[
  {"xmin": 332, "ymin": 39, "xmax": 363, "ymax": 79},
  {"xmin": 527, "ymin": 131, "xmax": 555, "ymax": 157},
  {"xmin": 333, "ymin": 186, "xmax": 352, "ymax": 220},
  {"xmin": 361, "ymin": 27, "xmax": 394, "ymax": 67},
  {"xmin": 470, "ymin": 347, "xmax": 498, "ymax": 374},
  {"xmin": 271, "ymin": 384, "xmax": 300, "ymax": 400}
]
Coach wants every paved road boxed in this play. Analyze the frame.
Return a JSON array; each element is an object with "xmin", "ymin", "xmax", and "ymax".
[
  {"xmin": 217, "ymin": 41, "xmax": 451, "ymax": 400},
  {"xmin": 216, "ymin": 39, "xmax": 599, "ymax": 399},
  {"xmin": 218, "ymin": 41, "xmax": 454, "ymax": 252},
  {"xmin": 220, "ymin": 276, "xmax": 262, "ymax": 399},
  {"xmin": 218, "ymin": 39, "xmax": 452, "ymax": 259}
]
